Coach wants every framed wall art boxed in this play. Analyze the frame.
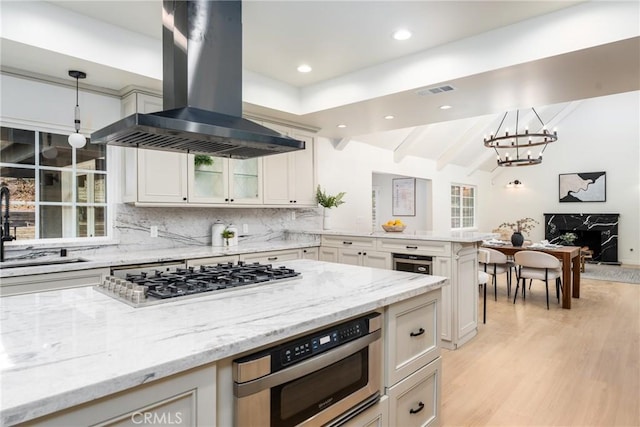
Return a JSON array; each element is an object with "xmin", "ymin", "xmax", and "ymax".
[
  {"xmin": 392, "ymin": 178, "xmax": 416, "ymax": 216},
  {"xmin": 559, "ymin": 171, "xmax": 606, "ymax": 202}
]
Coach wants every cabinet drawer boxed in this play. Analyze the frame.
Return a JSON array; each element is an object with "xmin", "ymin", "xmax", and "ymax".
[
  {"xmin": 377, "ymin": 238, "xmax": 450, "ymax": 257},
  {"xmin": 386, "ymin": 291, "xmax": 440, "ymax": 386},
  {"xmin": 387, "ymin": 358, "xmax": 441, "ymax": 427},
  {"xmin": 239, "ymin": 249, "xmax": 301, "ymax": 263},
  {"xmin": 340, "ymin": 396, "xmax": 388, "ymax": 427},
  {"xmin": 300, "ymin": 247, "xmax": 319, "ymax": 260},
  {"xmin": 321, "ymin": 235, "xmax": 376, "ymax": 249},
  {"xmin": 186, "ymin": 255, "xmax": 240, "ymax": 267}
]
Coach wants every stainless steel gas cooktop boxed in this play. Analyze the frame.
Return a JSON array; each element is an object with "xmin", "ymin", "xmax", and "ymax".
[{"xmin": 95, "ymin": 261, "xmax": 301, "ymax": 307}]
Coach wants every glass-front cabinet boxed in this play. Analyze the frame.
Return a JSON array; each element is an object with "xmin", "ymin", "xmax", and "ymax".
[{"xmin": 188, "ymin": 155, "xmax": 262, "ymax": 204}]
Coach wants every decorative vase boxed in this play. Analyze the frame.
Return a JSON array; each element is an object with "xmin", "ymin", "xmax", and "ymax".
[
  {"xmin": 511, "ymin": 231, "xmax": 524, "ymax": 247},
  {"xmin": 323, "ymin": 208, "xmax": 332, "ymax": 230}
]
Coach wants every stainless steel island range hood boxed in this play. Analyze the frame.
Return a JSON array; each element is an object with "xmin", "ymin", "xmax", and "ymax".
[{"xmin": 91, "ymin": 0, "xmax": 305, "ymax": 158}]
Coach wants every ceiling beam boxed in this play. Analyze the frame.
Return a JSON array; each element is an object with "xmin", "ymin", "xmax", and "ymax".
[
  {"xmin": 436, "ymin": 116, "xmax": 491, "ymax": 171},
  {"xmin": 393, "ymin": 126, "xmax": 431, "ymax": 163},
  {"xmin": 330, "ymin": 137, "xmax": 351, "ymax": 150}
]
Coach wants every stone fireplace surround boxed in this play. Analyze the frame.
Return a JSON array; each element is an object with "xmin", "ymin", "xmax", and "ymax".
[{"xmin": 544, "ymin": 213, "xmax": 620, "ymax": 264}]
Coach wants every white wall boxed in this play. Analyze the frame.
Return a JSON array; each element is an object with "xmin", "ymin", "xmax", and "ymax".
[
  {"xmin": 372, "ymin": 173, "xmax": 431, "ymax": 232},
  {"xmin": 315, "ymin": 138, "xmax": 492, "ymax": 234},
  {"xmin": 484, "ymin": 91, "xmax": 640, "ymax": 265}
]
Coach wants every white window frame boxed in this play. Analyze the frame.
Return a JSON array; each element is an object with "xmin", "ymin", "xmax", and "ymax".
[
  {"xmin": 450, "ymin": 183, "xmax": 477, "ymax": 230},
  {"xmin": 0, "ymin": 126, "xmax": 111, "ymax": 244}
]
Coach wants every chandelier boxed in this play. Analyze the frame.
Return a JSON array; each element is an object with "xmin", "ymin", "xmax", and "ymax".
[{"xmin": 484, "ymin": 108, "xmax": 557, "ymax": 167}]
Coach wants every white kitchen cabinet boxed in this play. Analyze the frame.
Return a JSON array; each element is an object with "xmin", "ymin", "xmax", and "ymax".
[
  {"xmin": 384, "ymin": 290, "xmax": 441, "ymax": 427},
  {"xmin": 137, "ymin": 149, "xmax": 189, "ymax": 203},
  {"xmin": 319, "ymin": 246, "xmax": 339, "ymax": 263},
  {"xmin": 262, "ymin": 134, "xmax": 316, "ymax": 206},
  {"xmin": 387, "ymin": 358, "xmax": 441, "ymax": 427},
  {"xmin": 22, "ymin": 364, "xmax": 216, "ymax": 427},
  {"xmin": 239, "ymin": 248, "xmax": 301, "ymax": 264},
  {"xmin": 301, "ymin": 247, "xmax": 319, "ymax": 260},
  {"xmin": 338, "ymin": 248, "xmax": 391, "ymax": 269},
  {"xmin": 433, "ymin": 244, "xmax": 478, "ymax": 349},
  {"xmin": 385, "ymin": 291, "xmax": 440, "ymax": 386},
  {"xmin": 188, "ymin": 155, "xmax": 263, "ymax": 205},
  {"xmin": 0, "ymin": 267, "xmax": 109, "ymax": 296},
  {"xmin": 121, "ymin": 91, "xmax": 163, "ymax": 117}
]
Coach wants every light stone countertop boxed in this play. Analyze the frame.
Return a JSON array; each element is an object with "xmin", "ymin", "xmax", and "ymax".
[
  {"xmin": 0, "ymin": 259, "xmax": 446, "ymax": 426},
  {"xmin": 0, "ymin": 240, "xmax": 320, "ymax": 278},
  {"xmin": 293, "ymin": 229, "xmax": 497, "ymax": 242}
]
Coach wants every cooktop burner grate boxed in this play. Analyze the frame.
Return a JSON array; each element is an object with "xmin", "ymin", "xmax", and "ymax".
[{"xmin": 95, "ymin": 261, "xmax": 301, "ymax": 307}]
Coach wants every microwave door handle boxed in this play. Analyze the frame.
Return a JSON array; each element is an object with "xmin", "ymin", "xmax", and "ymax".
[{"xmin": 234, "ymin": 329, "xmax": 381, "ymax": 398}]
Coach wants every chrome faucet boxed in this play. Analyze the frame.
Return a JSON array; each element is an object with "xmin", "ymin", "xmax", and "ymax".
[{"xmin": 1, "ymin": 185, "xmax": 16, "ymax": 262}]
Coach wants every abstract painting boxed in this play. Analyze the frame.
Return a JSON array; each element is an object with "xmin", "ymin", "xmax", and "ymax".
[{"xmin": 559, "ymin": 172, "xmax": 606, "ymax": 202}]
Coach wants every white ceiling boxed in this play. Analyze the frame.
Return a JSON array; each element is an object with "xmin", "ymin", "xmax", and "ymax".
[{"xmin": 2, "ymin": 1, "xmax": 639, "ymax": 173}]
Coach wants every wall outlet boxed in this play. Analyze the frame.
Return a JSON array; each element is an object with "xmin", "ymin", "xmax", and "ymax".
[
  {"xmin": 150, "ymin": 226, "xmax": 158, "ymax": 238},
  {"xmin": 290, "ymin": 211, "xmax": 296, "ymax": 221},
  {"xmin": 242, "ymin": 223, "xmax": 249, "ymax": 234}
]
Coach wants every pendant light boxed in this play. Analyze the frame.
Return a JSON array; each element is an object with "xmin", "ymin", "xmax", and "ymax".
[{"xmin": 68, "ymin": 70, "xmax": 87, "ymax": 149}]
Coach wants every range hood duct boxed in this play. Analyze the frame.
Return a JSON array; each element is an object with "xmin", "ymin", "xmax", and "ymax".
[{"xmin": 90, "ymin": 0, "xmax": 304, "ymax": 158}]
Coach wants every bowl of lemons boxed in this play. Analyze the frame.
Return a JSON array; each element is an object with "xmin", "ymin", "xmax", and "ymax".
[{"xmin": 381, "ymin": 219, "xmax": 406, "ymax": 232}]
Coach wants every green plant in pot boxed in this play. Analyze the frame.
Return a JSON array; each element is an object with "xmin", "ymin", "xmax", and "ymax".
[
  {"xmin": 194, "ymin": 155, "xmax": 214, "ymax": 168},
  {"xmin": 221, "ymin": 227, "xmax": 235, "ymax": 246},
  {"xmin": 559, "ymin": 232, "xmax": 578, "ymax": 245},
  {"xmin": 316, "ymin": 185, "xmax": 346, "ymax": 230}
]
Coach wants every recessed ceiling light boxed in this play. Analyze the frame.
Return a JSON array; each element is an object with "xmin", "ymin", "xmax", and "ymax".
[
  {"xmin": 297, "ymin": 64, "xmax": 312, "ymax": 73},
  {"xmin": 440, "ymin": 105, "xmax": 452, "ymax": 110},
  {"xmin": 392, "ymin": 29, "xmax": 412, "ymax": 41},
  {"xmin": 337, "ymin": 124, "xmax": 347, "ymax": 128},
  {"xmin": 384, "ymin": 115, "xmax": 395, "ymax": 120}
]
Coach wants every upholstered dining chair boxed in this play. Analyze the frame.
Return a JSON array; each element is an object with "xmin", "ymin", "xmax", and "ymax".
[
  {"xmin": 478, "ymin": 249, "xmax": 491, "ymax": 324},
  {"xmin": 479, "ymin": 247, "xmax": 513, "ymax": 300},
  {"xmin": 513, "ymin": 251, "xmax": 562, "ymax": 310}
]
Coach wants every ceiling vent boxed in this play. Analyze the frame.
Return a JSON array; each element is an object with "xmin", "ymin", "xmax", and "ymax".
[{"xmin": 416, "ymin": 85, "xmax": 456, "ymax": 96}]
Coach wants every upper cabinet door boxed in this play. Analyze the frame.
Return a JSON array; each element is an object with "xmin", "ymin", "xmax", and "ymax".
[
  {"xmin": 229, "ymin": 158, "xmax": 263, "ymax": 204},
  {"xmin": 263, "ymin": 132, "xmax": 316, "ymax": 206},
  {"xmin": 137, "ymin": 150, "xmax": 188, "ymax": 203},
  {"xmin": 188, "ymin": 155, "xmax": 229, "ymax": 203}
]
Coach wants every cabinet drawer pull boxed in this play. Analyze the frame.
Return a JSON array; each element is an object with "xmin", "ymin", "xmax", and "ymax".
[
  {"xmin": 362, "ymin": 252, "xmax": 367, "ymax": 256},
  {"xmin": 343, "ymin": 241, "xmax": 353, "ymax": 245},
  {"xmin": 406, "ymin": 245, "xmax": 418, "ymax": 249},
  {"xmin": 267, "ymin": 257, "xmax": 278, "ymax": 261},
  {"xmin": 410, "ymin": 327, "xmax": 425, "ymax": 337},
  {"xmin": 409, "ymin": 402, "xmax": 425, "ymax": 415}
]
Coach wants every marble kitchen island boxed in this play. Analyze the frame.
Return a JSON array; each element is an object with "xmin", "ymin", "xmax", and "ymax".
[{"xmin": 0, "ymin": 259, "xmax": 445, "ymax": 426}]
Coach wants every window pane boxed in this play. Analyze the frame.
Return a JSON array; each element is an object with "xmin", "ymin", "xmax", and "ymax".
[
  {"xmin": 40, "ymin": 170, "xmax": 73, "ymax": 202},
  {"xmin": 1, "ymin": 128, "xmax": 35, "ymax": 165},
  {"xmin": 77, "ymin": 206, "xmax": 106, "ymax": 237},
  {"xmin": 77, "ymin": 173, "xmax": 106, "ymax": 203},
  {"xmin": 39, "ymin": 133, "xmax": 73, "ymax": 167},
  {"xmin": 77, "ymin": 141, "xmax": 107, "ymax": 171},
  {"xmin": 0, "ymin": 168, "xmax": 36, "ymax": 240},
  {"xmin": 40, "ymin": 205, "xmax": 74, "ymax": 238}
]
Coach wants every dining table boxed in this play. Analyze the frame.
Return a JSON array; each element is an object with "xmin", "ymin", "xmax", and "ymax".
[{"xmin": 481, "ymin": 243, "xmax": 581, "ymax": 309}]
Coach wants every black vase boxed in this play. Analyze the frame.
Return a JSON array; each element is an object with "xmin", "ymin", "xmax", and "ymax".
[{"xmin": 511, "ymin": 231, "xmax": 524, "ymax": 247}]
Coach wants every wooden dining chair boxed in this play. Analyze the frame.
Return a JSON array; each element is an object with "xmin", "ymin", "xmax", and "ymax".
[{"xmin": 513, "ymin": 251, "xmax": 562, "ymax": 310}]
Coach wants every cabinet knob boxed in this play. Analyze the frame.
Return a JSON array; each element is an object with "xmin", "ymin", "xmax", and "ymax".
[
  {"xmin": 358, "ymin": 252, "xmax": 362, "ymax": 255},
  {"xmin": 230, "ymin": 199, "xmax": 234, "ymax": 202},
  {"xmin": 363, "ymin": 252, "xmax": 367, "ymax": 256},
  {"xmin": 225, "ymin": 198, "xmax": 229, "ymax": 202},
  {"xmin": 303, "ymin": 249, "xmax": 307, "ymax": 253},
  {"xmin": 182, "ymin": 197, "xmax": 187, "ymax": 201}
]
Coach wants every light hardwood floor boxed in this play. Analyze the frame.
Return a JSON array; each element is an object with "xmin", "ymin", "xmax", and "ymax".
[{"xmin": 440, "ymin": 275, "xmax": 640, "ymax": 427}]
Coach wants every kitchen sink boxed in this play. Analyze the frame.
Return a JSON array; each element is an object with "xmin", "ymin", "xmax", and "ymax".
[{"xmin": 0, "ymin": 258, "xmax": 88, "ymax": 269}]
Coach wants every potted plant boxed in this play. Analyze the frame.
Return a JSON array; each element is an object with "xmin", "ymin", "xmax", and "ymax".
[
  {"xmin": 194, "ymin": 155, "xmax": 214, "ymax": 169},
  {"xmin": 497, "ymin": 217, "xmax": 539, "ymax": 247},
  {"xmin": 221, "ymin": 227, "xmax": 235, "ymax": 246},
  {"xmin": 316, "ymin": 185, "xmax": 346, "ymax": 230},
  {"xmin": 558, "ymin": 232, "xmax": 578, "ymax": 245}
]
